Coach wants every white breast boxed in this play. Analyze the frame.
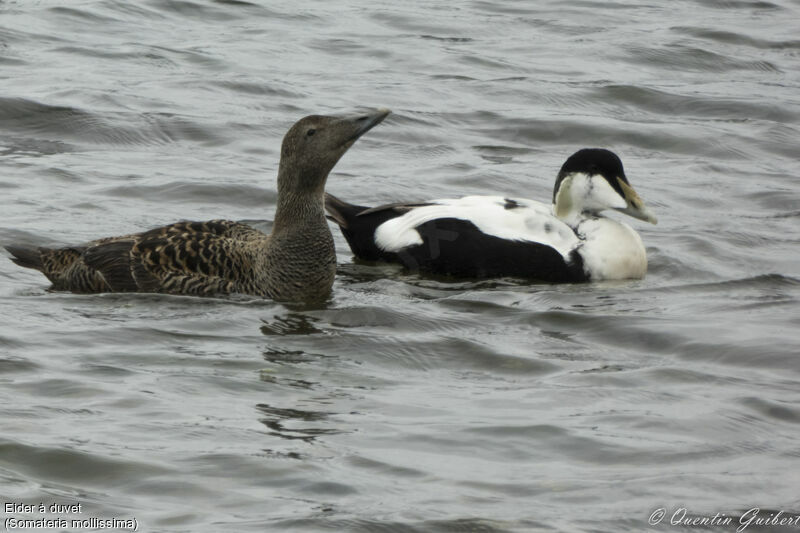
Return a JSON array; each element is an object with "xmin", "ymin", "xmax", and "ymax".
[
  {"xmin": 577, "ymin": 218, "xmax": 647, "ymax": 280},
  {"xmin": 373, "ymin": 195, "xmax": 580, "ymax": 257}
]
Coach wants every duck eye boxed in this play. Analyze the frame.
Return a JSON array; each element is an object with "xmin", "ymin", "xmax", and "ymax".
[{"xmin": 306, "ymin": 128, "xmax": 316, "ymax": 137}]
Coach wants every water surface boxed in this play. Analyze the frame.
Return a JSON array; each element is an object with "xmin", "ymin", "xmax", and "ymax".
[{"xmin": 1, "ymin": 1, "xmax": 799, "ymax": 531}]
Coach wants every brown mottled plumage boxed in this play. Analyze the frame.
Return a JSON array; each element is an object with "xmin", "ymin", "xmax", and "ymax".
[{"xmin": 5, "ymin": 109, "xmax": 390, "ymax": 302}]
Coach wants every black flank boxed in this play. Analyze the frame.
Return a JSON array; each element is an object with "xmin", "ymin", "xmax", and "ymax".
[
  {"xmin": 325, "ymin": 193, "xmax": 406, "ymax": 261},
  {"xmin": 395, "ymin": 218, "xmax": 586, "ymax": 281}
]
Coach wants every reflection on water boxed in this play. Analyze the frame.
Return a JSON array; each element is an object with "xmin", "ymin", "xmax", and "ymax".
[
  {"xmin": 260, "ymin": 313, "xmax": 325, "ymax": 336},
  {"xmin": 256, "ymin": 404, "xmax": 342, "ymax": 443}
]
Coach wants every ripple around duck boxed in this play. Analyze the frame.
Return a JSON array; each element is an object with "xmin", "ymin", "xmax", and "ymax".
[
  {"xmin": 47, "ymin": 5, "xmax": 122, "ymax": 25},
  {"xmin": 345, "ymin": 455, "xmax": 427, "ymax": 479},
  {"xmin": 272, "ymin": 517, "xmax": 523, "ymax": 533},
  {"xmin": 256, "ymin": 403, "xmax": 347, "ymax": 443},
  {"xmin": 476, "ymin": 116, "xmax": 713, "ymax": 156},
  {"xmin": 211, "ymin": 79, "xmax": 301, "ymax": 98},
  {"xmin": 746, "ymin": 189, "xmax": 800, "ymax": 213},
  {"xmin": 267, "ymin": 322, "xmax": 561, "ymax": 376},
  {"xmin": 624, "ymin": 44, "xmax": 781, "ymax": 73},
  {"xmin": 672, "ymin": 26, "xmax": 800, "ymax": 50},
  {"xmin": 0, "ymin": 438, "xmax": 168, "ymax": 486},
  {"xmin": 0, "ymin": 355, "xmax": 40, "ymax": 373},
  {"xmin": 9, "ymin": 378, "xmax": 111, "ymax": 400},
  {"xmin": 213, "ymin": 0, "xmax": 260, "ymax": 6},
  {"xmin": 321, "ymin": 302, "xmax": 478, "ymax": 332},
  {"xmin": 0, "ymin": 56, "xmax": 26, "ymax": 67},
  {"xmin": 50, "ymin": 44, "xmax": 180, "ymax": 68},
  {"xmin": 99, "ymin": 182, "xmax": 276, "ymax": 208},
  {"xmin": 0, "ymin": 97, "xmax": 224, "ymax": 147},
  {"xmin": 646, "ymin": 273, "xmax": 800, "ymax": 294},
  {"xmin": 696, "ymin": 0, "xmax": 781, "ymax": 9},
  {"xmin": 738, "ymin": 397, "xmax": 800, "ymax": 424},
  {"xmin": 142, "ymin": 0, "xmax": 250, "ymax": 21},
  {"xmin": 587, "ymin": 84, "xmax": 794, "ymax": 123}
]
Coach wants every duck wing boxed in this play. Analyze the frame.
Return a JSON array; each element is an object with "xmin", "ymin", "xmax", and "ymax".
[
  {"xmin": 88, "ymin": 219, "xmax": 265, "ymax": 246},
  {"xmin": 325, "ymin": 193, "xmax": 435, "ymax": 261},
  {"xmin": 6, "ymin": 220, "xmax": 267, "ymax": 295},
  {"xmin": 374, "ymin": 196, "xmax": 579, "ymax": 255},
  {"xmin": 338, "ymin": 195, "xmax": 586, "ymax": 281},
  {"xmin": 82, "ymin": 219, "xmax": 266, "ymax": 295},
  {"xmin": 393, "ymin": 216, "xmax": 587, "ymax": 281}
]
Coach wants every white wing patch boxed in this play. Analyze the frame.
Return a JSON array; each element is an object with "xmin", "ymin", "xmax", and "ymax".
[{"xmin": 373, "ymin": 195, "xmax": 580, "ymax": 257}]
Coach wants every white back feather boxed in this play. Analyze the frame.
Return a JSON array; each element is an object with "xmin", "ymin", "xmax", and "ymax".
[{"xmin": 374, "ymin": 196, "xmax": 580, "ymax": 257}]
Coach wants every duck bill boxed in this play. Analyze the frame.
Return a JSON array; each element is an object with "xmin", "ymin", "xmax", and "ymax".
[
  {"xmin": 339, "ymin": 108, "xmax": 391, "ymax": 144},
  {"xmin": 615, "ymin": 177, "xmax": 658, "ymax": 224}
]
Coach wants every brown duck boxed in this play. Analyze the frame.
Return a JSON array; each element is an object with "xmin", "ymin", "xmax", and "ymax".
[{"xmin": 5, "ymin": 109, "xmax": 390, "ymax": 302}]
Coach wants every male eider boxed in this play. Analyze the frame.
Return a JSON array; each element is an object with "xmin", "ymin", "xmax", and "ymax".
[
  {"xmin": 325, "ymin": 148, "xmax": 657, "ymax": 282},
  {"xmin": 5, "ymin": 109, "xmax": 390, "ymax": 301}
]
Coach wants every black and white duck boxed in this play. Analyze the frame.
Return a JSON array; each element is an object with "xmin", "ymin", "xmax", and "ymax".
[{"xmin": 325, "ymin": 148, "xmax": 657, "ymax": 282}]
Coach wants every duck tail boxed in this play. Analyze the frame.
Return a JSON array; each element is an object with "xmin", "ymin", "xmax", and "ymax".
[
  {"xmin": 5, "ymin": 245, "xmax": 44, "ymax": 271},
  {"xmin": 324, "ymin": 193, "xmax": 370, "ymax": 229}
]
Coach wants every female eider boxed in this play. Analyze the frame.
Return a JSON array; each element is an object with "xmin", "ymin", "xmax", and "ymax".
[
  {"xmin": 325, "ymin": 148, "xmax": 657, "ymax": 282},
  {"xmin": 5, "ymin": 109, "xmax": 390, "ymax": 302}
]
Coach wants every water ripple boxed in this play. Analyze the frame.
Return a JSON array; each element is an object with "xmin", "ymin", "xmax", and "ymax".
[
  {"xmin": 2, "ymin": 0, "xmax": 800, "ymax": 531},
  {"xmin": 0, "ymin": 97, "xmax": 224, "ymax": 147}
]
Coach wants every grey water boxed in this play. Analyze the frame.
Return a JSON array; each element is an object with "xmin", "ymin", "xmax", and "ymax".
[{"xmin": 1, "ymin": 1, "xmax": 799, "ymax": 532}]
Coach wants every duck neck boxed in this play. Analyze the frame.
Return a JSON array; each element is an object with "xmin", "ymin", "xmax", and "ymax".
[
  {"xmin": 272, "ymin": 169, "xmax": 328, "ymax": 235},
  {"xmin": 552, "ymin": 200, "xmax": 591, "ymax": 229},
  {"xmin": 553, "ymin": 206, "xmax": 588, "ymax": 228},
  {"xmin": 553, "ymin": 173, "xmax": 599, "ymax": 228},
  {"xmin": 263, "ymin": 169, "xmax": 335, "ymax": 302}
]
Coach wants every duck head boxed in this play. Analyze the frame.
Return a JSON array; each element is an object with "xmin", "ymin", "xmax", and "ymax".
[
  {"xmin": 552, "ymin": 148, "xmax": 657, "ymax": 226},
  {"xmin": 278, "ymin": 108, "xmax": 391, "ymax": 195}
]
